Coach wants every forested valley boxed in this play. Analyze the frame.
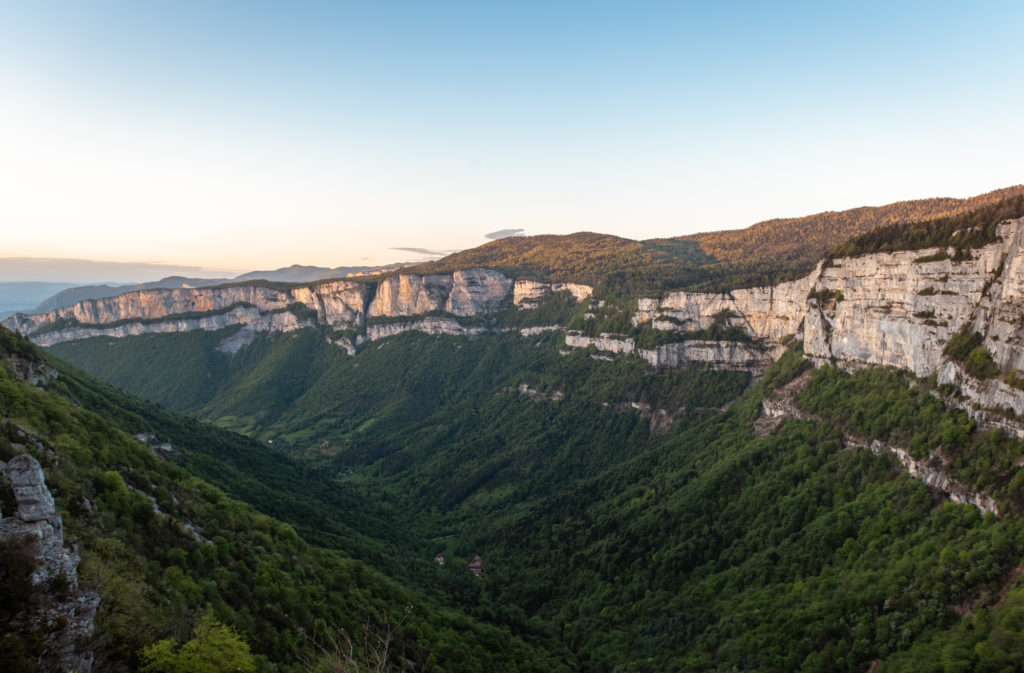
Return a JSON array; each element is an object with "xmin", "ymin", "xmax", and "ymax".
[{"xmin": 8, "ymin": 192, "xmax": 1024, "ymax": 672}]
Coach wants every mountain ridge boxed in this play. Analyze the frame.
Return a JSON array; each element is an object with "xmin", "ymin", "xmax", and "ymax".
[{"xmin": 12, "ymin": 197, "xmax": 1024, "ymax": 437}]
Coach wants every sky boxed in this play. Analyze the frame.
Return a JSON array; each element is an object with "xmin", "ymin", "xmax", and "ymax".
[{"xmin": 1, "ymin": 1, "xmax": 1022, "ymax": 280}]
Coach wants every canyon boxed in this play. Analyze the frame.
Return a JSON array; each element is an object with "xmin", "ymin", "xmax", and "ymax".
[{"xmin": 7, "ymin": 217, "xmax": 1024, "ymax": 426}]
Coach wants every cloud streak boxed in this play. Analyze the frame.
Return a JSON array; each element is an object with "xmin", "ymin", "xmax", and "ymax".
[
  {"xmin": 485, "ymin": 229, "xmax": 526, "ymax": 240},
  {"xmin": 389, "ymin": 247, "xmax": 457, "ymax": 258}
]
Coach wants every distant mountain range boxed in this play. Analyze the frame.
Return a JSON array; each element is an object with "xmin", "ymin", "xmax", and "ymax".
[{"xmin": 0, "ymin": 282, "xmax": 80, "ymax": 317}]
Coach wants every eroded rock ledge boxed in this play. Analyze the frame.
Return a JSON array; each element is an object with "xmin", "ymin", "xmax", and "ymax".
[{"xmin": 757, "ymin": 373, "xmax": 1000, "ymax": 516}]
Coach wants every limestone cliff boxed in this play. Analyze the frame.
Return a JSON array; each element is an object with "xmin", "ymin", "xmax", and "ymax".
[
  {"xmin": 9, "ymin": 217, "xmax": 1024, "ymax": 404},
  {"xmin": 631, "ymin": 268, "xmax": 820, "ymax": 342},
  {"xmin": 513, "ymin": 280, "xmax": 593, "ymax": 308},
  {"xmin": 3, "ymin": 269, "xmax": 564, "ymax": 349},
  {"xmin": 804, "ymin": 218, "xmax": 1024, "ymax": 420}
]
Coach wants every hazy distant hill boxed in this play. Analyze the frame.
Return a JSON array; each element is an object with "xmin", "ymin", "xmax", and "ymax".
[
  {"xmin": 231, "ymin": 263, "xmax": 375, "ymax": 283},
  {"xmin": 0, "ymin": 281, "xmax": 78, "ymax": 319},
  {"xmin": 24, "ymin": 264, "xmax": 384, "ymax": 315},
  {"xmin": 31, "ymin": 276, "xmax": 230, "ymax": 314}
]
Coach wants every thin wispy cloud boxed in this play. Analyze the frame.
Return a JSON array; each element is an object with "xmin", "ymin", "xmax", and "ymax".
[
  {"xmin": 389, "ymin": 247, "xmax": 457, "ymax": 258},
  {"xmin": 485, "ymin": 229, "xmax": 526, "ymax": 240}
]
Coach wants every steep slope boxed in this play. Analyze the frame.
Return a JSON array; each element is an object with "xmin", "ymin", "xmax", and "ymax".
[
  {"xmin": 467, "ymin": 349, "xmax": 1024, "ymax": 671},
  {"xmin": 0, "ymin": 329, "xmax": 574, "ymax": 672},
  {"xmin": 39, "ymin": 329, "xmax": 1024, "ymax": 672}
]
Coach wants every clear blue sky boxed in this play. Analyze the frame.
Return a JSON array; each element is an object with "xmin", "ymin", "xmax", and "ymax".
[{"xmin": 1, "ymin": 1, "xmax": 1021, "ymax": 275}]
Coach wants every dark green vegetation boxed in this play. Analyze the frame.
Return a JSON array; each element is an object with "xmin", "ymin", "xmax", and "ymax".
[
  {"xmin": 1, "ymin": 329, "xmax": 574, "ymax": 672},
  {"xmin": 42, "ymin": 316, "xmax": 1024, "ymax": 672},
  {"xmin": 411, "ymin": 186, "xmax": 1023, "ymax": 296},
  {"xmin": 475, "ymin": 387, "xmax": 1022, "ymax": 670},
  {"xmin": 944, "ymin": 328, "xmax": 1000, "ymax": 380},
  {"xmin": 51, "ymin": 328, "xmax": 749, "ymax": 503},
  {"xmin": 17, "ymin": 185, "xmax": 1024, "ymax": 671},
  {"xmin": 828, "ymin": 193, "xmax": 1024, "ymax": 261}
]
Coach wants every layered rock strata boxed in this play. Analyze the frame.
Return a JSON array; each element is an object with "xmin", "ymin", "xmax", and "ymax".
[
  {"xmin": 564, "ymin": 333, "xmax": 782, "ymax": 372},
  {"xmin": 3, "ymin": 270, "xmax": 580, "ymax": 348},
  {"xmin": 8, "ymin": 218, "xmax": 1024, "ymax": 399},
  {"xmin": 631, "ymin": 266, "xmax": 821, "ymax": 342},
  {"xmin": 513, "ymin": 280, "xmax": 593, "ymax": 308},
  {"xmin": 804, "ymin": 218, "xmax": 1024, "ymax": 419}
]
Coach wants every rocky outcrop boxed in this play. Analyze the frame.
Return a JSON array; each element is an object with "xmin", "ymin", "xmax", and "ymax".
[
  {"xmin": 365, "ymin": 317, "xmax": 489, "ymax": 341},
  {"xmin": 517, "ymin": 325, "xmax": 564, "ymax": 337},
  {"xmin": 640, "ymin": 340, "xmax": 785, "ymax": 371},
  {"xmin": 805, "ymin": 218, "xmax": 1024, "ymax": 420},
  {"xmin": 504, "ymin": 383, "xmax": 565, "ymax": 402},
  {"xmin": 7, "ymin": 354, "xmax": 57, "ymax": 387},
  {"xmin": 564, "ymin": 332, "xmax": 636, "ymax": 354},
  {"xmin": 513, "ymin": 280, "xmax": 593, "ymax": 308},
  {"xmin": 445, "ymin": 269, "xmax": 516, "ymax": 316},
  {"xmin": 9, "ymin": 218, "xmax": 1024, "ymax": 409},
  {"xmin": 0, "ymin": 454, "xmax": 98, "ymax": 673},
  {"xmin": 365, "ymin": 268, "xmax": 514, "ymax": 318},
  {"xmin": 28, "ymin": 305, "xmax": 316, "ymax": 348},
  {"xmin": 624, "ymin": 217, "xmax": 1024, "ymax": 418},
  {"xmin": 368, "ymin": 274, "xmax": 452, "ymax": 317},
  {"xmin": 632, "ymin": 267, "xmax": 820, "ymax": 341},
  {"xmin": 563, "ymin": 333, "xmax": 782, "ymax": 372},
  {"xmin": 855, "ymin": 438, "xmax": 999, "ymax": 516}
]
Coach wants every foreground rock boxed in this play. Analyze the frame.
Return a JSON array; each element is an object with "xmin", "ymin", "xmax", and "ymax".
[{"xmin": 0, "ymin": 454, "xmax": 98, "ymax": 673}]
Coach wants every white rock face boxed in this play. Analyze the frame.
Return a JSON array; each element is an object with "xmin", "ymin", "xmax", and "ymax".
[
  {"xmin": 4, "ymin": 454, "xmax": 56, "ymax": 524},
  {"xmin": 365, "ymin": 317, "xmax": 488, "ymax": 341},
  {"xmin": 564, "ymin": 332, "xmax": 636, "ymax": 354},
  {"xmin": 445, "ymin": 269, "xmax": 515, "ymax": 315},
  {"xmin": 27, "ymin": 306, "xmax": 315, "ymax": 348},
  {"xmin": 805, "ymin": 218, "xmax": 1024, "ymax": 417},
  {"xmin": 632, "ymin": 266, "xmax": 820, "ymax": 342},
  {"xmin": 640, "ymin": 340, "xmax": 785, "ymax": 371},
  {"xmin": 3, "ymin": 268, "xmax": 516, "ymax": 348},
  {"xmin": 519, "ymin": 325, "xmax": 564, "ymax": 337},
  {"xmin": 9, "ymin": 217, "xmax": 1024, "ymax": 398},
  {"xmin": 368, "ymin": 273, "xmax": 453, "ymax": 317},
  {"xmin": 513, "ymin": 280, "xmax": 593, "ymax": 307}
]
